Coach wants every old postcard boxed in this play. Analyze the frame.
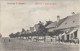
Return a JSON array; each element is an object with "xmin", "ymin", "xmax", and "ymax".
[{"xmin": 0, "ymin": 0, "xmax": 80, "ymax": 51}]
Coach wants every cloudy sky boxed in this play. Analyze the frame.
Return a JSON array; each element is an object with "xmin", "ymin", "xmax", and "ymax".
[{"xmin": 0, "ymin": 0, "xmax": 80, "ymax": 37}]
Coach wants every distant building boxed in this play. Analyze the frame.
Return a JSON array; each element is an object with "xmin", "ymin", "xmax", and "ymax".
[
  {"xmin": 34, "ymin": 24, "xmax": 39, "ymax": 32},
  {"xmin": 30, "ymin": 27, "xmax": 35, "ymax": 32}
]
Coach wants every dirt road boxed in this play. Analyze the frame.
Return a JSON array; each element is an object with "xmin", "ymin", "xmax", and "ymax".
[{"xmin": 0, "ymin": 38, "xmax": 79, "ymax": 51}]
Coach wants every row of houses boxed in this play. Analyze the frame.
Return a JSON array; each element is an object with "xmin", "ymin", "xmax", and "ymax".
[
  {"xmin": 10, "ymin": 13, "xmax": 80, "ymax": 44},
  {"xmin": 46, "ymin": 13, "xmax": 79, "ymax": 43}
]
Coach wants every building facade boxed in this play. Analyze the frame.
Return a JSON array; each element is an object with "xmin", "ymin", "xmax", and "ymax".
[{"xmin": 47, "ymin": 13, "xmax": 79, "ymax": 44}]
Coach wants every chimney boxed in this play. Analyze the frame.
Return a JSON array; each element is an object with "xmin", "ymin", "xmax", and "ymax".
[{"xmin": 57, "ymin": 16, "xmax": 60, "ymax": 22}]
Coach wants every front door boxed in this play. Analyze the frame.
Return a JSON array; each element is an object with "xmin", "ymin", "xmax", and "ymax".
[
  {"xmin": 74, "ymin": 30, "xmax": 77, "ymax": 39},
  {"xmin": 67, "ymin": 35, "xmax": 69, "ymax": 41}
]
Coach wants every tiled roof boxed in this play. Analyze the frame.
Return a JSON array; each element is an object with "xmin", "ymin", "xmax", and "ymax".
[
  {"xmin": 47, "ymin": 17, "xmax": 68, "ymax": 32},
  {"xmin": 46, "ymin": 17, "xmax": 67, "ymax": 29},
  {"xmin": 56, "ymin": 14, "xmax": 79, "ymax": 30},
  {"xmin": 46, "ymin": 21, "xmax": 57, "ymax": 28},
  {"xmin": 47, "ymin": 14, "xmax": 79, "ymax": 32},
  {"xmin": 57, "ymin": 17, "xmax": 68, "ymax": 27}
]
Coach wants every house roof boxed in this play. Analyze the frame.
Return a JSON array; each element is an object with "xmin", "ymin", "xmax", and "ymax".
[
  {"xmin": 68, "ymin": 28, "xmax": 78, "ymax": 34},
  {"xmin": 47, "ymin": 17, "xmax": 68, "ymax": 32},
  {"xmin": 57, "ymin": 17, "xmax": 68, "ymax": 27},
  {"xmin": 56, "ymin": 14, "xmax": 79, "ymax": 30},
  {"xmin": 47, "ymin": 13, "xmax": 79, "ymax": 32},
  {"xmin": 46, "ymin": 21, "xmax": 57, "ymax": 28}
]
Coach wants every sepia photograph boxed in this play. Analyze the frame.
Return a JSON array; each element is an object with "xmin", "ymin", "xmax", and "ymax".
[{"xmin": 0, "ymin": 0, "xmax": 80, "ymax": 51}]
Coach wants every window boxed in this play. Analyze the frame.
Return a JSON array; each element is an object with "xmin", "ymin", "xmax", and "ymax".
[{"xmin": 74, "ymin": 30, "xmax": 77, "ymax": 39}]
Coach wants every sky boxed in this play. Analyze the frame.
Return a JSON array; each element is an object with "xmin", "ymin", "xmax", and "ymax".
[{"xmin": 0, "ymin": 0, "xmax": 80, "ymax": 37}]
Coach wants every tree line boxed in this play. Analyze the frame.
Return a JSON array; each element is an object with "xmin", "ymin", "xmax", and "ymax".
[{"xmin": 9, "ymin": 21, "xmax": 53, "ymax": 38}]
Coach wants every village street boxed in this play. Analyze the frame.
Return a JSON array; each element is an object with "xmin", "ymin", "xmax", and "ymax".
[{"xmin": 0, "ymin": 38, "xmax": 79, "ymax": 51}]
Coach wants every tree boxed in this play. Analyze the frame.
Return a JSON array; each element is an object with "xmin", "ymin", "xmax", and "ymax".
[
  {"xmin": 38, "ymin": 21, "xmax": 47, "ymax": 36},
  {"xmin": 22, "ymin": 28, "xmax": 25, "ymax": 32},
  {"xmin": 9, "ymin": 33, "xmax": 15, "ymax": 38},
  {"xmin": 0, "ymin": 33, "xmax": 2, "ymax": 38},
  {"xmin": 15, "ymin": 32, "xmax": 20, "ymax": 37}
]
